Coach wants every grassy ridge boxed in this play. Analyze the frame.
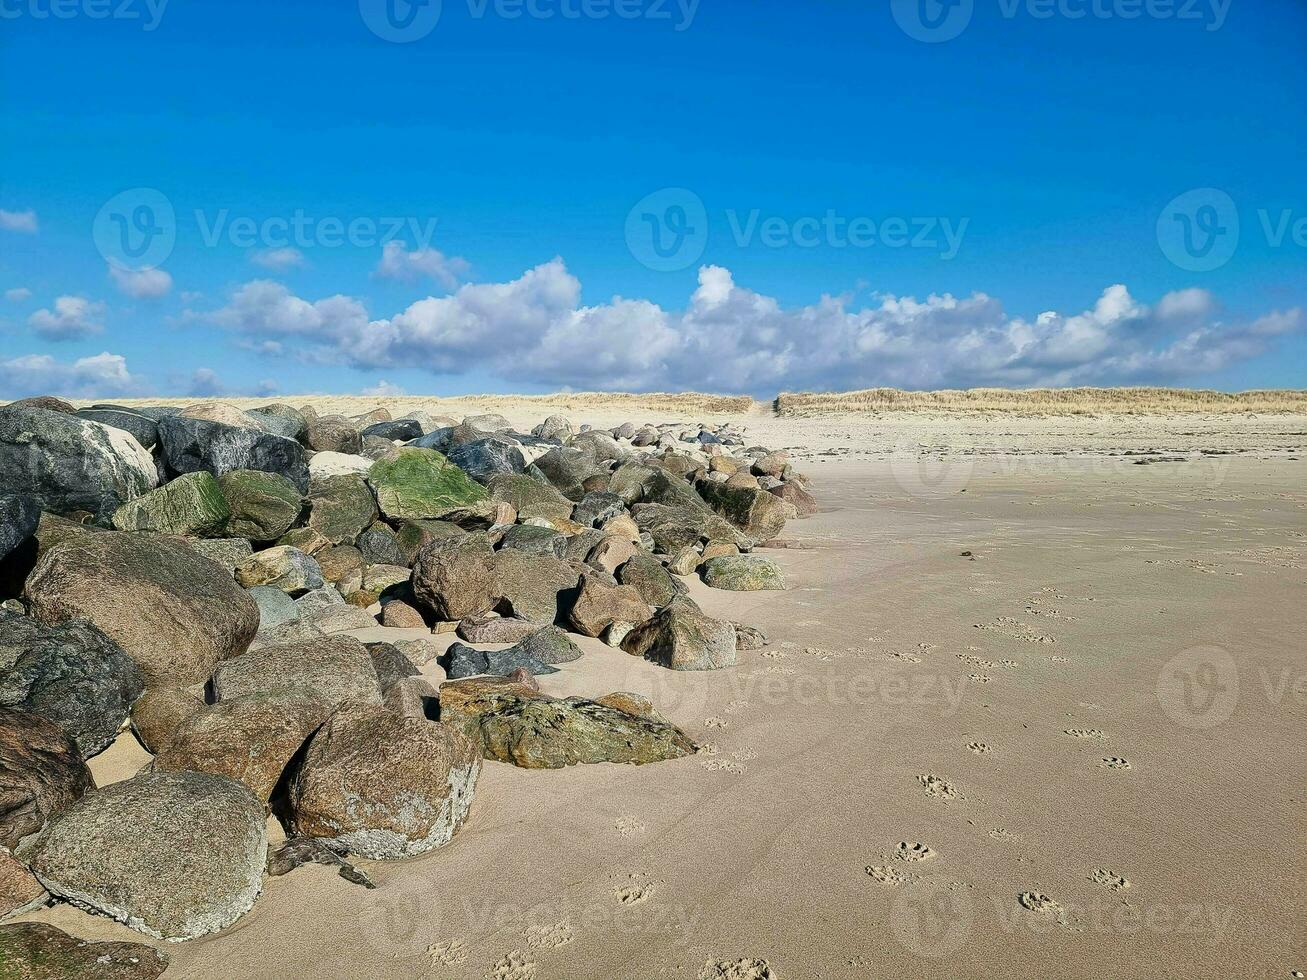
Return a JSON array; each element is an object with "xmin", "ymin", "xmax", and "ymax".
[{"xmin": 775, "ymin": 387, "xmax": 1307, "ymax": 416}]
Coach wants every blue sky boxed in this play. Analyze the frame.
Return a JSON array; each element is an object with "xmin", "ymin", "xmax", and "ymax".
[{"xmin": 1, "ymin": 0, "xmax": 1304, "ymax": 398}]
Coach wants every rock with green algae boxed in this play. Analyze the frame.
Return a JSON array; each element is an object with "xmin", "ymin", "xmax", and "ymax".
[{"xmin": 367, "ymin": 447, "xmax": 488, "ymax": 521}]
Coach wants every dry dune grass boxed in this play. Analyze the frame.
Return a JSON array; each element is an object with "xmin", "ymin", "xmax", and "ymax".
[{"xmin": 775, "ymin": 387, "xmax": 1307, "ymax": 416}]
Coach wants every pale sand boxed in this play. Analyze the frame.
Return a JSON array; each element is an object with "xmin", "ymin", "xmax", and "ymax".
[{"xmin": 14, "ymin": 409, "xmax": 1307, "ymax": 979}]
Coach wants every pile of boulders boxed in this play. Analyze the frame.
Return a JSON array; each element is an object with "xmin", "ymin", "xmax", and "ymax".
[{"xmin": 0, "ymin": 396, "xmax": 812, "ymax": 951}]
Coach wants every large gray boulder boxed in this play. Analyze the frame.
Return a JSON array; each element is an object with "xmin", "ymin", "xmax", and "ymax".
[
  {"xmin": 287, "ymin": 704, "xmax": 480, "ymax": 860},
  {"xmin": 156, "ymin": 415, "xmax": 310, "ymax": 493},
  {"xmin": 31, "ymin": 770, "xmax": 267, "ymax": 941},
  {"xmin": 211, "ymin": 634, "xmax": 382, "ymax": 709},
  {"xmin": 24, "ymin": 532, "xmax": 260, "ymax": 689},
  {"xmin": 218, "ymin": 469, "xmax": 302, "ymax": 541},
  {"xmin": 0, "ymin": 612, "xmax": 144, "ymax": 757},
  {"xmin": 74, "ymin": 407, "xmax": 159, "ymax": 451},
  {"xmin": 0, "ymin": 407, "xmax": 158, "ymax": 525},
  {"xmin": 446, "ymin": 437, "xmax": 527, "ymax": 485},
  {"xmin": 0, "ymin": 707, "xmax": 94, "ymax": 859},
  {"xmin": 305, "ymin": 473, "xmax": 378, "ymax": 545},
  {"xmin": 621, "ymin": 596, "xmax": 737, "ymax": 671}
]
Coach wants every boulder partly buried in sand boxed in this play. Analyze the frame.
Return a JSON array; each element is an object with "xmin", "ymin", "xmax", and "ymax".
[
  {"xmin": 621, "ymin": 597, "xmax": 737, "ymax": 671},
  {"xmin": 287, "ymin": 704, "xmax": 480, "ymax": 860},
  {"xmin": 23, "ymin": 532, "xmax": 260, "ymax": 689},
  {"xmin": 438, "ymin": 677, "xmax": 697, "ymax": 768},
  {"xmin": 700, "ymin": 555, "xmax": 786, "ymax": 591},
  {"xmin": 31, "ymin": 769, "xmax": 267, "ymax": 941}
]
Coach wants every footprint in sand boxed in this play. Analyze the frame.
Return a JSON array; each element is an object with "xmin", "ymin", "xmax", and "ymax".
[
  {"xmin": 1049, "ymin": 656, "xmax": 1070, "ymax": 664},
  {"xmin": 1018, "ymin": 891, "xmax": 1069, "ymax": 926},
  {"xmin": 895, "ymin": 842, "xmax": 935, "ymax": 862},
  {"xmin": 524, "ymin": 922, "xmax": 573, "ymax": 950},
  {"xmin": 917, "ymin": 774, "xmax": 962, "ymax": 801},
  {"xmin": 765, "ymin": 664, "xmax": 796, "ymax": 675},
  {"xmin": 1090, "ymin": 868, "xmax": 1131, "ymax": 892},
  {"xmin": 724, "ymin": 700, "xmax": 750, "ymax": 714},
  {"xmin": 761, "ymin": 649, "xmax": 790, "ymax": 660},
  {"xmin": 1064, "ymin": 729, "xmax": 1109, "ymax": 741},
  {"xmin": 616, "ymin": 815, "xmax": 646, "ymax": 838},
  {"xmin": 966, "ymin": 741, "xmax": 992, "ymax": 754},
  {"xmin": 1101, "ymin": 757, "xmax": 1132, "ymax": 770},
  {"xmin": 615, "ymin": 882, "xmax": 655, "ymax": 906},
  {"xmin": 988, "ymin": 828, "xmax": 1021, "ymax": 843},
  {"xmin": 804, "ymin": 646, "xmax": 842, "ymax": 662},
  {"xmin": 698, "ymin": 959, "xmax": 779, "ymax": 980},
  {"xmin": 704, "ymin": 717, "xmax": 729, "ymax": 729},
  {"xmin": 888, "ymin": 651, "xmax": 923, "ymax": 664},
  {"xmin": 702, "ymin": 759, "xmax": 747, "ymax": 774},
  {"xmin": 975, "ymin": 617, "xmax": 1055, "ymax": 644},
  {"xmin": 865, "ymin": 865, "xmax": 909, "ymax": 885},
  {"xmin": 485, "ymin": 951, "xmax": 537, "ymax": 980},
  {"xmin": 957, "ymin": 653, "xmax": 997, "ymax": 668},
  {"xmin": 970, "ymin": 673, "xmax": 992, "ymax": 683},
  {"xmin": 429, "ymin": 939, "xmax": 469, "ymax": 966}
]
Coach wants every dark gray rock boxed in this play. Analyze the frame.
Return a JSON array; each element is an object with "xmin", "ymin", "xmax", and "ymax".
[
  {"xmin": 572, "ymin": 491, "xmax": 625, "ymax": 528},
  {"xmin": 246, "ymin": 404, "xmax": 308, "ymax": 442},
  {"xmin": 357, "ymin": 521, "xmax": 406, "ymax": 566},
  {"xmin": 365, "ymin": 641, "xmax": 420, "ymax": 689},
  {"xmin": 498, "ymin": 524, "xmax": 566, "ymax": 558},
  {"xmin": 362, "ymin": 419, "xmax": 423, "ymax": 442},
  {"xmin": 0, "ymin": 612, "xmax": 144, "ymax": 758},
  {"xmin": 444, "ymin": 641, "xmax": 559, "ymax": 679},
  {"xmin": 0, "ymin": 407, "xmax": 157, "ymax": 525},
  {"xmin": 446, "ymin": 437, "xmax": 527, "ymax": 484},
  {"xmin": 156, "ymin": 416, "xmax": 310, "ymax": 492},
  {"xmin": 533, "ymin": 446, "xmax": 606, "ymax": 501},
  {"xmin": 0, "ymin": 494, "xmax": 40, "ymax": 562},
  {"xmin": 73, "ymin": 408, "xmax": 159, "ymax": 451}
]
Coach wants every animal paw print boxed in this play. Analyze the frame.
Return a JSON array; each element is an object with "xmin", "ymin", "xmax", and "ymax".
[
  {"xmin": 615, "ymin": 815, "xmax": 646, "ymax": 837},
  {"xmin": 765, "ymin": 664, "xmax": 796, "ymax": 675},
  {"xmin": 895, "ymin": 842, "xmax": 935, "ymax": 862},
  {"xmin": 1018, "ymin": 891, "xmax": 1069, "ymax": 927},
  {"xmin": 429, "ymin": 939, "xmax": 469, "ymax": 966},
  {"xmin": 917, "ymin": 773, "xmax": 962, "ymax": 801},
  {"xmin": 724, "ymin": 700, "xmax": 750, "ymax": 714},
  {"xmin": 865, "ymin": 865, "xmax": 908, "ymax": 885},
  {"xmin": 701, "ymin": 759, "xmax": 746, "ymax": 774},
  {"xmin": 704, "ymin": 716, "xmax": 728, "ymax": 730},
  {"xmin": 486, "ymin": 951, "xmax": 537, "ymax": 980},
  {"xmin": 966, "ymin": 741, "xmax": 991, "ymax": 754},
  {"xmin": 1101, "ymin": 757, "xmax": 1131, "ymax": 770},
  {"xmin": 1064, "ymin": 729, "xmax": 1109, "ymax": 741},
  {"xmin": 1090, "ymin": 868, "xmax": 1130, "ymax": 892},
  {"xmin": 970, "ymin": 673, "xmax": 992, "ymax": 683},
  {"xmin": 615, "ymin": 875, "xmax": 655, "ymax": 906},
  {"xmin": 988, "ymin": 828, "xmax": 1020, "ymax": 843}
]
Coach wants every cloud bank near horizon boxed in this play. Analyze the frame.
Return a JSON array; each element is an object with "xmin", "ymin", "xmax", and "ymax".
[{"xmin": 3, "ymin": 258, "xmax": 1302, "ymax": 399}]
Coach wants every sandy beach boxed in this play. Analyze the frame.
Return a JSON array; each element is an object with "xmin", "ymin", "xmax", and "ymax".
[{"xmin": 11, "ymin": 403, "xmax": 1306, "ymax": 980}]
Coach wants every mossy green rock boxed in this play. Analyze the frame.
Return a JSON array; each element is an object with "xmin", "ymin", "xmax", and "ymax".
[
  {"xmin": 305, "ymin": 473, "xmax": 377, "ymax": 545},
  {"xmin": 438, "ymin": 678, "xmax": 696, "ymax": 768},
  {"xmin": 218, "ymin": 470, "xmax": 302, "ymax": 541},
  {"xmin": 0, "ymin": 922, "xmax": 170, "ymax": 980},
  {"xmin": 700, "ymin": 555, "xmax": 786, "ymax": 591},
  {"xmin": 368, "ymin": 448, "xmax": 488, "ymax": 521},
  {"xmin": 111, "ymin": 472, "xmax": 230, "ymax": 537}
]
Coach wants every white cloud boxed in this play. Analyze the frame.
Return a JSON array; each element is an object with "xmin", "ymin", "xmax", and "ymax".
[
  {"xmin": 28, "ymin": 296, "xmax": 106, "ymax": 341},
  {"xmin": 250, "ymin": 247, "xmax": 307, "ymax": 271},
  {"xmin": 195, "ymin": 261, "xmax": 1305, "ymax": 392},
  {"xmin": 0, "ymin": 209, "xmax": 38, "ymax": 233},
  {"xmin": 108, "ymin": 264, "xmax": 173, "ymax": 298},
  {"xmin": 360, "ymin": 379, "xmax": 406, "ymax": 397},
  {"xmin": 5, "ymin": 288, "xmax": 32, "ymax": 302},
  {"xmin": 374, "ymin": 241, "xmax": 470, "ymax": 289},
  {"xmin": 0, "ymin": 351, "xmax": 142, "ymax": 399}
]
